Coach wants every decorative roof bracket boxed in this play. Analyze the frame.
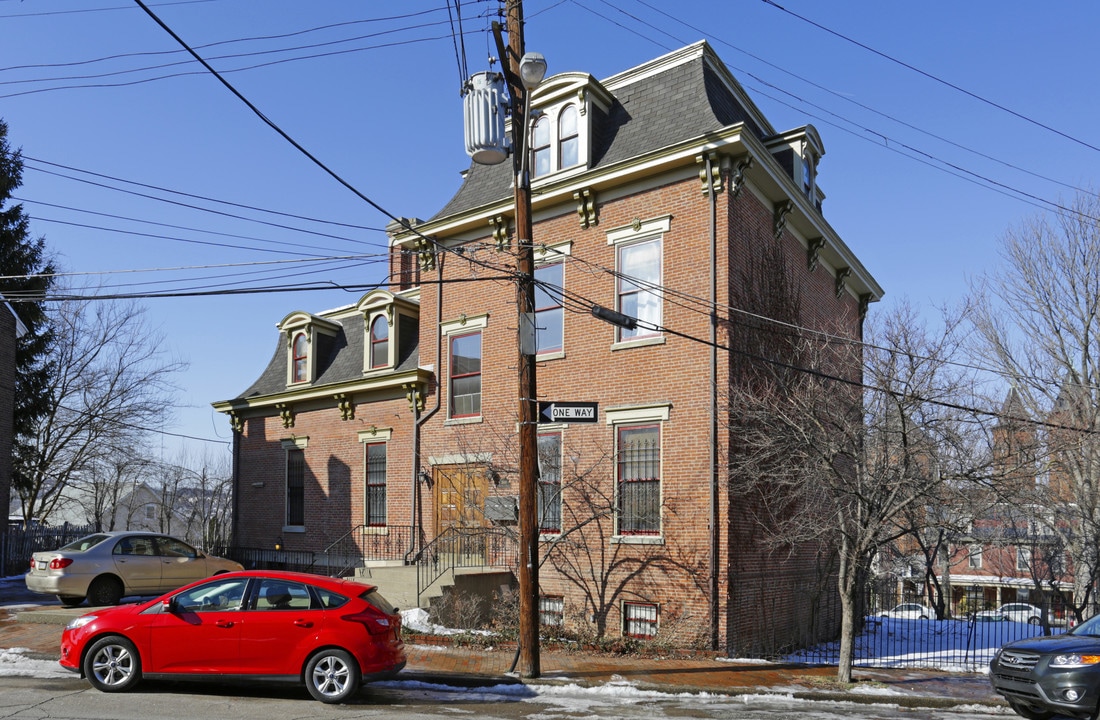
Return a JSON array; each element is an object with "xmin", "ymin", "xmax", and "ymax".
[
  {"xmin": 335, "ymin": 393, "xmax": 354, "ymax": 421},
  {"xmin": 489, "ymin": 215, "xmax": 510, "ymax": 251},
  {"xmin": 416, "ymin": 237, "xmax": 437, "ymax": 271},
  {"xmin": 229, "ymin": 412, "xmax": 243, "ymax": 434},
  {"xmin": 276, "ymin": 403, "xmax": 295, "ymax": 429},
  {"xmin": 859, "ymin": 293, "xmax": 873, "ymax": 321},
  {"xmin": 835, "ymin": 267, "xmax": 852, "ymax": 298},
  {"xmin": 731, "ymin": 156, "xmax": 752, "ymax": 199},
  {"xmin": 807, "ymin": 237, "xmax": 826, "ymax": 272},
  {"xmin": 403, "ymin": 382, "xmax": 426, "ymax": 413},
  {"xmin": 774, "ymin": 200, "xmax": 793, "ymax": 240},
  {"xmin": 574, "ymin": 188, "xmax": 597, "ymax": 228},
  {"xmin": 696, "ymin": 151, "xmax": 724, "ymax": 194}
]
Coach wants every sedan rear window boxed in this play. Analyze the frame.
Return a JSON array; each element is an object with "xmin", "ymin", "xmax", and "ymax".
[{"xmin": 59, "ymin": 534, "xmax": 110, "ymax": 552}]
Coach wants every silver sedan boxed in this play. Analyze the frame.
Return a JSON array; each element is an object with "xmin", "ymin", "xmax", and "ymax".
[{"xmin": 25, "ymin": 531, "xmax": 242, "ymax": 606}]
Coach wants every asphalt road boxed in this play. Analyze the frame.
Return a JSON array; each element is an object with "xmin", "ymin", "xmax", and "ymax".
[{"xmin": 0, "ymin": 675, "xmax": 1014, "ymax": 720}]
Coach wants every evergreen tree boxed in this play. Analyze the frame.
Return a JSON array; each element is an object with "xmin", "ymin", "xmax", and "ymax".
[{"xmin": 0, "ymin": 119, "xmax": 56, "ymax": 510}]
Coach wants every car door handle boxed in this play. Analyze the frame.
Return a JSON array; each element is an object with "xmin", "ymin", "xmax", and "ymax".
[
  {"xmin": 215, "ymin": 620, "xmax": 235, "ymax": 628},
  {"xmin": 294, "ymin": 619, "xmax": 313, "ymax": 628}
]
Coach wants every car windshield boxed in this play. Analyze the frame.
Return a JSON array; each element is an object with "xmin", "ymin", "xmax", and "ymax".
[
  {"xmin": 59, "ymin": 534, "xmax": 111, "ymax": 552},
  {"xmin": 1071, "ymin": 613, "xmax": 1100, "ymax": 636}
]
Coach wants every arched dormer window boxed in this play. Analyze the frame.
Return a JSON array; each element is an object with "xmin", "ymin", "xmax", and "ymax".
[
  {"xmin": 370, "ymin": 315, "xmax": 389, "ymax": 369},
  {"xmin": 292, "ymin": 332, "xmax": 308, "ymax": 383},
  {"xmin": 531, "ymin": 115, "xmax": 551, "ymax": 178},
  {"xmin": 558, "ymin": 104, "xmax": 578, "ymax": 169}
]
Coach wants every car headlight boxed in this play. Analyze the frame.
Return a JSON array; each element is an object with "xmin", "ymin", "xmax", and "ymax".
[
  {"xmin": 65, "ymin": 615, "xmax": 97, "ymax": 631},
  {"xmin": 1051, "ymin": 654, "xmax": 1100, "ymax": 668}
]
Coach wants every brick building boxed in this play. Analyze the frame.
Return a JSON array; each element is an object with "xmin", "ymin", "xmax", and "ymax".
[{"xmin": 214, "ymin": 42, "xmax": 882, "ymax": 653}]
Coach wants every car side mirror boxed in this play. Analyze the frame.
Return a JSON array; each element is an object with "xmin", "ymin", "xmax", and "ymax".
[{"xmin": 163, "ymin": 598, "xmax": 177, "ymax": 613}]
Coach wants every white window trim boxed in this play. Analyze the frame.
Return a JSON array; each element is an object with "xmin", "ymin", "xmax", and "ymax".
[
  {"xmin": 529, "ymin": 102, "xmax": 587, "ymax": 179},
  {"xmin": 361, "ymin": 431, "xmax": 391, "ymax": 535},
  {"xmin": 608, "ymin": 405, "xmax": 669, "ymax": 545},
  {"xmin": 605, "ymin": 403, "xmax": 671, "ymax": 426},
  {"xmin": 281, "ymin": 437, "xmax": 308, "ymax": 532},
  {"xmin": 443, "ymin": 315, "xmax": 487, "ymax": 424},
  {"xmin": 366, "ymin": 311, "xmax": 392, "ymax": 372},
  {"xmin": 607, "ymin": 216, "xmax": 668, "ymax": 347}
]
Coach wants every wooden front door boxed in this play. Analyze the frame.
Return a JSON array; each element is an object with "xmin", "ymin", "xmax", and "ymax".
[
  {"xmin": 434, "ymin": 465, "xmax": 489, "ymax": 532},
  {"xmin": 433, "ymin": 465, "xmax": 489, "ymax": 566}
]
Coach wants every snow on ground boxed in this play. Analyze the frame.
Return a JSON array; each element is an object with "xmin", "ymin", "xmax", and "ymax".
[
  {"xmin": 0, "ymin": 648, "xmax": 71, "ymax": 679},
  {"xmin": 784, "ymin": 616, "xmax": 1055, "ymax": 672}
]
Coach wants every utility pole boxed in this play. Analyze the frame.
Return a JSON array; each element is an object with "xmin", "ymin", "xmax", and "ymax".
[{"xmin": 494, "ymin": 0, "xmax": 540, "ymax": 679}]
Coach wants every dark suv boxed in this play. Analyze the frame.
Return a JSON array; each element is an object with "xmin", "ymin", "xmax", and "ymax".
[{"xmin": 990, "ymin": 612, "xmax": 1100, "ymax": 719}]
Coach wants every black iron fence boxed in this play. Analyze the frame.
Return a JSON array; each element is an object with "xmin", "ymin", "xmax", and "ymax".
[
  {"xmin": 772, "ymin": 587, "xmax": 1069, "ymax": 672},
  {"xmin": 2, "ymin": 523, "xmax": 96, "ymax": 576}
]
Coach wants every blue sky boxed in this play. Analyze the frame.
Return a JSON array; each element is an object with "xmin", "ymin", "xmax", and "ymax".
[{"xmin": 2, "ymin": 0, "xmax": 1096, "ymax": 460}]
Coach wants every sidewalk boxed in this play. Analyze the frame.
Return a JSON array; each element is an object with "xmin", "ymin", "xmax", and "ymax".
[{"xmin": 0, "ymin": 603, "xmax": 1004, "ymax": 710}]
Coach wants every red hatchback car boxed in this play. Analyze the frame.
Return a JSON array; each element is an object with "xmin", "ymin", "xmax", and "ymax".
[{"xmin": 59, "ymin": 570, "xmax": 405, "ymax": 703}]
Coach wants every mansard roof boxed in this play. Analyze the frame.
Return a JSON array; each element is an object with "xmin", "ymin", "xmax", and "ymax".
[{"xmin": 431, "ymin": 41, "xmax": 772, "ymax": 220}]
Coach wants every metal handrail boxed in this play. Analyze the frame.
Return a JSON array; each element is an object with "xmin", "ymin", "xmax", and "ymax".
[
  {"xmin": 311, "ymin": 525, "xmax": 415, "ymax": 577},
  {"xmin": 415, "ymin": 526, "xmax": 517, "ymax": 602}
]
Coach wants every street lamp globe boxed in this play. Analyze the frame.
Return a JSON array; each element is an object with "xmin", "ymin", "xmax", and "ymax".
[{"xmin": 519, "ymin": 52, "xmax": 547, "ymax": 90}]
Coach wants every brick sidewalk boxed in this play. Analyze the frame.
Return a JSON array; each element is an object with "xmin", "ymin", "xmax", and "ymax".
[{"xmin": 0, "ymin": 605, "xmax": 1002, "ymax": 709}]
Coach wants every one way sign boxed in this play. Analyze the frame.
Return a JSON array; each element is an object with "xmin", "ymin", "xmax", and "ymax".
[{"xmin": 538, "ymin": 401, "xmax": 599, "ymax": 424}]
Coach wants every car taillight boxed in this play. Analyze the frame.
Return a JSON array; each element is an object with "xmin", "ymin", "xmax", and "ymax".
[
  {"xmin": 342, "ymin": 609, "xmax": 395, "ymax": 636},
  {"xmin": 49, "ymin": 558, "xmax": 73, "ymax": 570}
]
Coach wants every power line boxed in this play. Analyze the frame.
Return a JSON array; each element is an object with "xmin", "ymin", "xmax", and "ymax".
[{"xmin": 759, "ymin": 0, "xmax": 1100, "ymax": 155}]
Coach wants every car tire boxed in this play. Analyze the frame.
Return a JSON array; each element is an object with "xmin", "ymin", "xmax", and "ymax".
[
  {"xmin": 87, "ymin": 576, "xmax": 123, "ymax": 606},
  {"xmin": 1007, "ymin": 699, "xmax": 1054, "ymax": 719},
  {"xmin": 57, "ymin": 595, "xmax": 85, "ymax": 607},
  {"xmin": 1028, "ymin": 617, "xmax": 1041, "ymax": 626},
  {"xmin": 305, "ymin": 648, "xmax": 361, "ymax": 703},
  {"xmin": 83, "ymin": 635, "xmax": 142, "ymax": 693}
]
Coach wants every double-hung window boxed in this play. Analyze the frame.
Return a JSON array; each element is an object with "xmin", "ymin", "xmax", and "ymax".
[
  {"xmin": 365, "ymin": 442, "xmax": 387, "ymax": 527},
  {"xmin": 449, "ymin": 331, "xmax": 482, "ymax": 418},
  {"xmin": 617, "ymin": 238, "xmax": 662, "ymax": 341},
  {"xmin": 534, "ymin": 262, "xmax": 563, "ymax": 355},
  {"xmin": 531, "ymin": 116, "xmax": 551, "ymax": 178},
  {"xmin": 558, "ymin": 105, "xmax": 579, "ymax": 169},
  {"xmin": 538, "ymin": 432, "xmax": 562, "ymax": 534}
]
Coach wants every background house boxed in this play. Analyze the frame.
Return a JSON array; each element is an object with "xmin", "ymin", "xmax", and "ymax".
[{"xmin": 215, "ymin": 41, "xmax": 882, "ymax": 653}]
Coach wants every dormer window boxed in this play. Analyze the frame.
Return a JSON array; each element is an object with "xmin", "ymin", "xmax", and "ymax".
[
  {"xmin": 279, "ymin": 311, "xmax": 341, "ymax": 387},
  {"xmin": 531, "ymin": 115, "xmax": 551, "ymax": 177},
  {"xmin": 530, "ymin": 103, "xmax": 582, "ymax": 179},
  {"xmin": 292, "ymin": 332, "xmax": 309, "ymax": 383},
  {"xmin": 356, "ymin": 289, "xmax": 419, "ymax": 374},
  {"xmin": 559, "ymin": 105, "xmax": 579, "ymax": 168},
  {"xmin": 370, "ymin": 315, "xmax": 389, "ymax": 369}
]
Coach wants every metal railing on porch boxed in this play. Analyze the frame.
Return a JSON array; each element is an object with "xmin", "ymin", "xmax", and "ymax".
[
  {"xmin": 313, "ymin": 524, "xmax": 417, "ymax": 577},
  {"xmin": 414, "ymin": 526, "xmax": 518, "ymax": 602}
]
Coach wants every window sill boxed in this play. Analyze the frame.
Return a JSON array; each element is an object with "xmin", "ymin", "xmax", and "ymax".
[
  {"xmin": 282, "ymin": 526, "xmax": 306, "ymax": 534},
  {"xmin": 444, "ymin": 416, "xmax": 483, "ymax": 426},
  {"xmin": 611, "ymin": 534, "xmax": 664, "ymax": 546},
  {"xmin": 536, "ymin": 351, "xmax": 565, "ymax": 362},
  {"xmin": 611, "ymin": 336, "xmax": 665, "ymax": 351},
  {"xmin": 365, "ymin": 526, "xmax": 389, "ymax": 535}
]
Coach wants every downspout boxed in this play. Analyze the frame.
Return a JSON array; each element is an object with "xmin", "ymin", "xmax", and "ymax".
[
  {"xmin": 408, "ymin": 251, "xmax": 445, "ymax": 561},
  {"xmin": 706, "ymin": 152, "xmax": 720, "ymax": 651}
]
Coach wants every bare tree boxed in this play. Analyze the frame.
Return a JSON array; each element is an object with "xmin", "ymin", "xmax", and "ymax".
[
  {"xmin": 727, "ymin": 302, "xmax": 981, "ymax": 682},
  {"xmin": 14, "ymin": 291, "xmax": 185, "ymax": 523},
  {"xmin": 969, "ymin": 191, "xmax": 1100, "ymax": 621}
]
